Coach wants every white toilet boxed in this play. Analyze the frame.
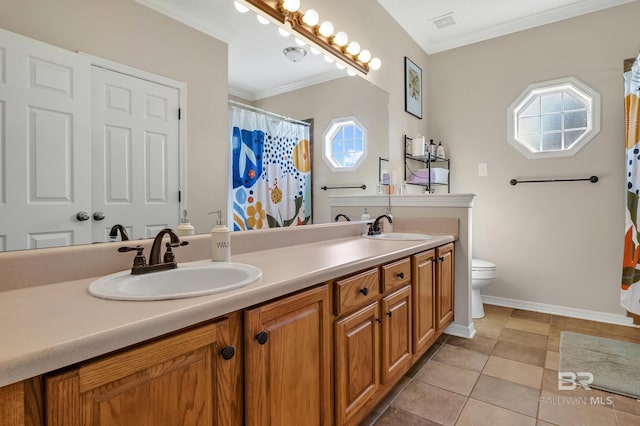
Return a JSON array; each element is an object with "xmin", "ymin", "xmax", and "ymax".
[{"xmin": 471, "ymin": 258, "xmax": 497, "ymax": 319}]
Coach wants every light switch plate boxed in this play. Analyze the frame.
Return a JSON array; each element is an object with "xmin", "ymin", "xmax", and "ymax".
[{"xmin": 478, "ymin": 163, "xmax": 488, "ymax": 177}]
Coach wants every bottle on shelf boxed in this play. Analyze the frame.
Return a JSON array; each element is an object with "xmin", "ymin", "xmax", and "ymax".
[
  {"xmin": 436, "ymin": 141, "xmax": 445, "ymax": 159},
  {"xmin": 428, "ymin": 139, "xmax": 436, "ymax": 159}
]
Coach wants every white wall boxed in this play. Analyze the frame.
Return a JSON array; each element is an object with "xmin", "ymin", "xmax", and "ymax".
[{"xmin": 428, "ymin": 2, "xmax": 640, "ymax": 316}]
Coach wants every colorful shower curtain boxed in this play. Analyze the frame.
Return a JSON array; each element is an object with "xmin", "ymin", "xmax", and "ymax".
[
  {"xmin": 622, "ymin": 52, "xmax": 640, "ymax": 316},
  {"xmin": 230, "ymin": 107, "xmax": 311, "ymax": 231}
]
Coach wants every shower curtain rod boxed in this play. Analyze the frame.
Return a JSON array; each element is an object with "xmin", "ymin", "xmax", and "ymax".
[{"xmin": 228, "ymin": 100, "xmax": 310, "ymax": 127}]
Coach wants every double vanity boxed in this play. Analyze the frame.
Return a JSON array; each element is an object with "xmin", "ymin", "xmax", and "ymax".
[{"xmin": 0, "ymin": 220, "xmax": 460, "ymax": 425}]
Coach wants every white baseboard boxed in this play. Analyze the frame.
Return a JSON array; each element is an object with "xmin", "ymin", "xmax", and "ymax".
[
  {"xmin": 482, "ymin": 295, "xmax": 636, "ymax": 327},
  {"xmin": 445, "ymin": 321, "xmax": 476, "ymax": 339}
]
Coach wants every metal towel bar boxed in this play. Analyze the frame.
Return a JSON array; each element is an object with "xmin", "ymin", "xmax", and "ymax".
[
  {"xmin": 321, "ymin": 185, "xmax": 367, "ymax": 191},
  {"xmin": 510, "ymin": 176, "xmax": 599, "ymax": 185}
]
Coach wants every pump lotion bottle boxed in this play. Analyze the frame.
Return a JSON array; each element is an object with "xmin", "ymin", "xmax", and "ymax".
[{"xmin": 210, "ymin": 210, "xmax": 230, "ymax": 262}]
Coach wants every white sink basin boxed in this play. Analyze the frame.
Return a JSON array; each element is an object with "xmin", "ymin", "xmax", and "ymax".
[
  {"xmin": 363, "ymin": 232, "xmax": 433, "ymax": 241},
  {"xmin": 88, "ymin": 262, "xmax": 262, "ymax": 301}
]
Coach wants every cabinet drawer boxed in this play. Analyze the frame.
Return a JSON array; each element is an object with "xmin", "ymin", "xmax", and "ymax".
[
  {"xmin": 381, "ymin": 258, "xmax": 411, "ymax": 292},
  {"xmin": 334, "ymin": 268, "xmax": 380, "ymax": 315}
]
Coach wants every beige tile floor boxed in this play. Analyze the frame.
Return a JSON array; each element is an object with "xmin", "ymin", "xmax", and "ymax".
[{"xmin": 361, "ymin": 304, "xmax": 640, "ymax": 426}]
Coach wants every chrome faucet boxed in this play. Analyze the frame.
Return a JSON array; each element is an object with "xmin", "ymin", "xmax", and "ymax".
[
  {"xmin": 118, "ymin": 228, "xmax": 188, "ymax": 275},
  {"xmin": 368, "ymin": 214, "xmax": 393, "ymax": 235},
  {"xmin": 334, "ymin": 213, "xmax": 351, "ymax": 222},
  {"xmin": 109, "ymin": 224, "xmax": 129, "ymax": 241}
]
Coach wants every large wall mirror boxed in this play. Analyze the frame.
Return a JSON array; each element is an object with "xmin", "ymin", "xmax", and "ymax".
[{"xmin": 0, "ymin": 0, "xmax": 389, "ymax": 252}]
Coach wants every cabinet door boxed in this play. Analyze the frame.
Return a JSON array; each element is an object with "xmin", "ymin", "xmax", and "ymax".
[
  {"xmin": 335, "ymin": 302, "xmax": 380, "ymax": 426},
  {"xmin": 216, "ymin": 311, "xmax": 244, "ymax": 426},
  {"xmin": 412, "ymin": 250, "xmax": 436, "ymax": 355},
  {"xmin": 381, "ymin": 286, "xmax": 412, "ymax": 383},
  {"xmin": 45, "ymin": 319, "xmax": 229, "ymax": 426},
  {"xmin": 0, "ymin": 377, "xmax": 44, "ymax": 426},
  {"xmin": 436, "ymin": 243, "xmax": 455, "ymax": 332},
  {"xmin": 244, "ymin": 284, "xmax": 331, "ymax": 426}
]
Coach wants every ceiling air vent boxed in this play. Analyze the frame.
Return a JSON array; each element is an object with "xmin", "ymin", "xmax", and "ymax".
[{"xmin": 431, "ymin": 12, "xmax": 457, "ymax": 30}]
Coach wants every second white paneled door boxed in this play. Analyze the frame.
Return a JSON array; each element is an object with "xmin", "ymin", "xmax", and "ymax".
[{"xmin": 91, "ymin": 66, "xmax": 180, "ymax": 242}]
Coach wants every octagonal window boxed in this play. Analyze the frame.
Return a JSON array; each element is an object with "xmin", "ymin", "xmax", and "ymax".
[
  {"xmin": 323, "ymin": 116, "xmax": 367, "ymax": 171},
  {"xmin": 507, "ymin": 77, "xmax": 600, "ymax": 159}
]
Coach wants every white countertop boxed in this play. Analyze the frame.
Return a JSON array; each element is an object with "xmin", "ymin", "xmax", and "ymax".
[{"xmin": 0, "ymin": 234, "xmax": 453, "ymax": 388}]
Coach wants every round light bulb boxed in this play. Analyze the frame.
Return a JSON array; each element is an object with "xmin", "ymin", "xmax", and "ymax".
[
  {"xmin": 358, "ymin": 49, "xmax": 372, "ymax": 63},
  {"xmin": 335, "ymin": 62, "xmax": 346, "ymax": 70},
  {"xmin": 302, "ymin": 9, "xmax": 319, "ymax": 26},
  {"xmin": 318, "ymin": 21, "xmax": 334, "ymax": 37},
  {"xmin": 294, "ymin": 38, "xmax": 306, "ymax": 46},
  {"xmin": 346, "ymin": 41, "xmax": 361, "ymax": 56},
  {"xmin": 233, "ymin": 1, "xmax": 249, "ymax": 13},
  {"xmin": 310, "ymin": 46, "xmax": 320, "ymax": 55},
  {"xmin": 333, "ymin": 31, "xmax": 348, "ymax": 47},
  {"xmin": 278, "ymin": 27, "xmax": 291, "ymax": 37},
  {"xmin": 347, "ymin": 69, "xmax": 356, "ymax": 76},
  {"xmin": 324, "ymin": 55, "xmax": 334, "ymax": 63},
  {"xmin": 282, "ymin": 0, "xmax": 300, "ymax": 12},
  {"xmin": 369, "ymin": 57, "xmax": 381, "ymax": 70},
  {"xmin": 257, "ymin": 14, "xmax": 270, "ymax": 25}
]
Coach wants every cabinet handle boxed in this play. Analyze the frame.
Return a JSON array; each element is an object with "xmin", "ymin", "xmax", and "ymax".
[
  {"xmin": 221, "ymin": 345, "xmax": 236, "ymax": 360},
  {"xmin": 359, "ymin": 287, "xmax": 369, "ymax": 296},
  {"xmin": 397, "ymin": 272, "xmax": 405, "ymax": 279},
  {"xmin": 256, "ymin": 331, "xmax": 269, "ymax": 345},
  {"xmin": 386, "ymin": 311, "xmax": 392, "ymax": 317},
  {"xmin": 375, "ymin": 317, "xmax": 382, "ymax": 323},
  {"xmin": 439, "ymin": 257, "xmax": 445, "ymax": 262}
]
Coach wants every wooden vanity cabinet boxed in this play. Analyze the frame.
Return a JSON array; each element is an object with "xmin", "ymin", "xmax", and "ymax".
[
  {"xmin": 380, "ymin": 285, "xmax": 412, "ymax": 383},
  {"xmin": 0, "ymin": 377, "xmax": 44, "ymax": 426},
  {"xmin": 333, "ymin": 264, "xmax": 413, "ymax": 426},
  {"xmin": 44, "ymin": 312, "xmax": 243, "ymax": 426},
  {"xmin": 334, "ymin": 301, "xmax": 380, "ymax": 426},
  {"xmin": 411, "ymin": 249, "xmax": 437, "ymax": 356},
  {"xmin": 244, "ymin": 284, "xmax": 332, "ymax": 426},
  {"xmin": 436, "ymin": 243, "xmax": 455, "ymax": 332}
]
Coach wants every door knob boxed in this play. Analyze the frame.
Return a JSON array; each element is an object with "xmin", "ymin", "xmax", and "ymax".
[
  {"xmin": 76, "ymin": 211, "xmax": 90, "ymax": 221},
  {"xmin": 93, "ymin": 211, "xmax": 105, "ymax": 221}
]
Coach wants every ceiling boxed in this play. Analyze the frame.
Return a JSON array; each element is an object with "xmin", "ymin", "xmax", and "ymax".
[
  {"xmin": 378, "ymin": 0, "xmax": 637, "ymax": 54},
  {"xmin": 136, "ymin": 0, "xmax": 636, "ymax": 99}
]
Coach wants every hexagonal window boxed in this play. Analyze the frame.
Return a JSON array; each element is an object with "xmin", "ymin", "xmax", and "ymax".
[
  {"xmin": 507, "ymin": 77, "xmax": 600, "ymax": 159},
  {"xmin": 322, "ymin": 116, "xmax": 367, "ymax": 171}
]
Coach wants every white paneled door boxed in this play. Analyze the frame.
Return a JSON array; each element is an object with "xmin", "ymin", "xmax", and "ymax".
[
  {"xmin": 0, "ymin": 28, "xmax": 92, "ymax": 251},
  {"xmin": 0, "ymin": 28, "xmax": 182, "ymax": 251},
  {"xmin": 91, "ymin": 67, "xmax": 180, "ymax": 242}
]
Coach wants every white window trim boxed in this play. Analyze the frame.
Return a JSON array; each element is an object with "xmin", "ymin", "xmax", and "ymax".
[
  {"xmin": 507, "ymin": 76, "xmax": 600, "ymax": 159},
  {"xmin": 322, "ymin": 115, "xmax": 368, "ymax": 172}
]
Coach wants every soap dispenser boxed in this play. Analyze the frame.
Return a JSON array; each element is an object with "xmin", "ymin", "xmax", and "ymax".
[
  {"xmin": 210, "ymin": 210, "xmax": 231, "ymax": 262},
  {"xmin": 360, "ymin": 208, "xmax": 371, "ymax": 221},
  {"xmin": 176, "ymin": 209, "xmax": 195, "ymax": 236}
]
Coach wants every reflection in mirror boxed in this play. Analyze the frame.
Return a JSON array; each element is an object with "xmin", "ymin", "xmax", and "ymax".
[{"xmin": 0, "ymin": 0, "xmax": 389, "ymax": 252}]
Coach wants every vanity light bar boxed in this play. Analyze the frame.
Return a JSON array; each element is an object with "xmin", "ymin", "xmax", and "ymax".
[{"xmin": 238, "ymin": 0, "xmax": 378, "ymax": 75}]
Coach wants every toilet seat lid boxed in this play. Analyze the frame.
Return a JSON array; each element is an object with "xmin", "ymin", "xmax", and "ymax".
[{"xmin": 472, "ymin": 258, "xmax": 496, "ymax": 271}]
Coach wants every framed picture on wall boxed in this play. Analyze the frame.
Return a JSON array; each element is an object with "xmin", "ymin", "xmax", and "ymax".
[{"xmin": 404, "ymin": 56, "xmax": 422, "ymax": 119}]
